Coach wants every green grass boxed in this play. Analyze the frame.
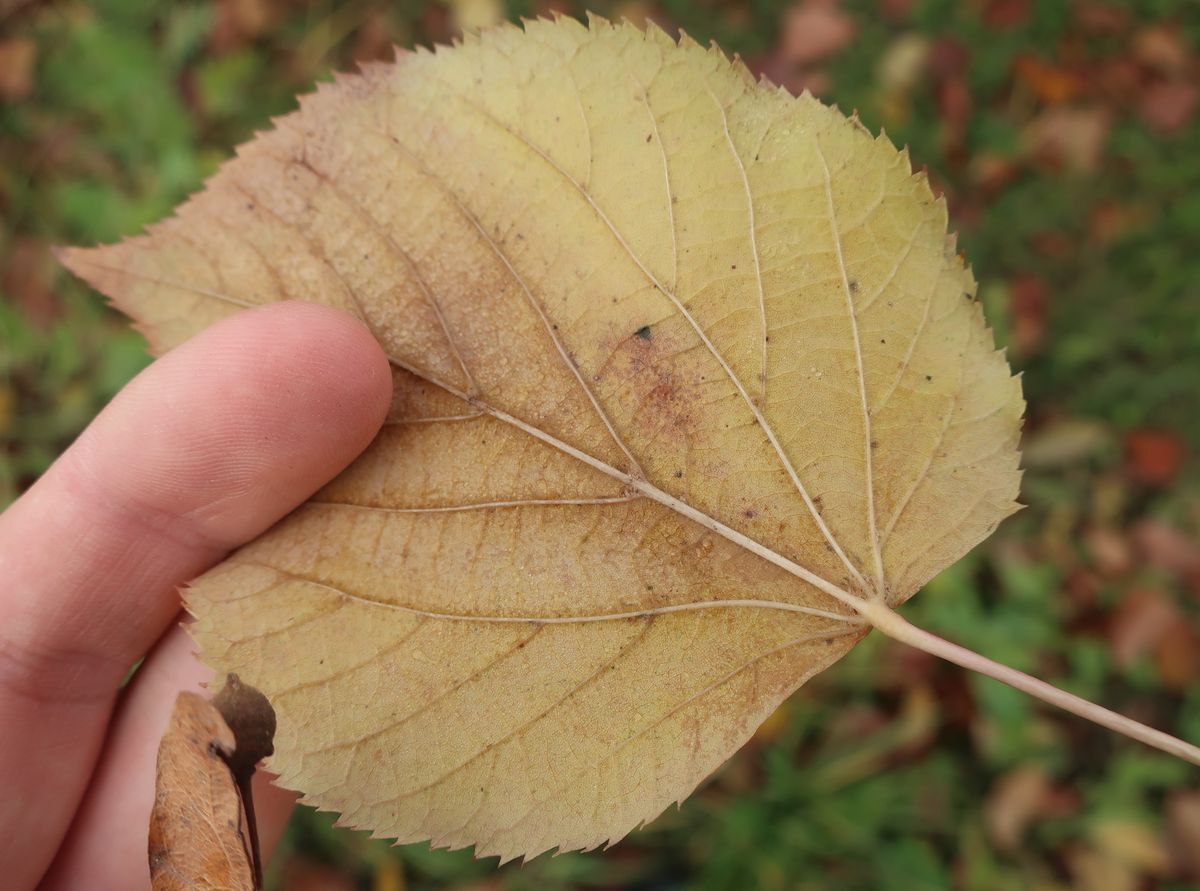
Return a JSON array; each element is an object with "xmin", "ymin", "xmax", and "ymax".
[{"xmin": 3, "ymin": 2, "xmax": 1198, "ymax": 889}]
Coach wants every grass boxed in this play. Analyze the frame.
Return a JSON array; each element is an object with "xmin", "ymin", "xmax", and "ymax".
[{"xmin": 2, "ymin": 1, "xmax": 1198, "ymax": 888}]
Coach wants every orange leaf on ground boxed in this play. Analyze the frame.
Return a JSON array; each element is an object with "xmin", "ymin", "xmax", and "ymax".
[{"xmin": 1124, "ymin": 429, "xmax": 1185, "ymax": 487}]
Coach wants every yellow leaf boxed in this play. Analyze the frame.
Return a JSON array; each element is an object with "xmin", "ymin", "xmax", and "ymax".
[{"xmin": 60, "ymin": 16, "xmax": 1022, "ymax": 860}]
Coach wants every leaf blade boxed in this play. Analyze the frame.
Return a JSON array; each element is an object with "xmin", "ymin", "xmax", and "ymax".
[{"xmin": 62, "ymin": 17, "xmax": 1023, "ymax": 858}]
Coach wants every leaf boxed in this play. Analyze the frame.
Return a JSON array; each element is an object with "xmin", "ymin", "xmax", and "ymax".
[
  {"xmin": 149, "ymin": 692, "xmax": 255, "ymax": 891},
  {"xmin": 61, "ymin": 17, "xmax": 1024, "ymax": 860},
  {"xmin": 212, "ymin": 672, "xmax": 277, "ymax": 784},
  {"xmin": 212, "ymin": 673, "xmax": 277, "ymax": 888}
]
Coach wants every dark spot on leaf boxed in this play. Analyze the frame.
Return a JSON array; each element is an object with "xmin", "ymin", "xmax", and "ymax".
[
  {"xmin": 849, "ymin": 279, "xmax": 859, "ymax": 293},
  {"xmin": 925, "ymin": 374, "xmax": 933, "ymax": 381},
  {"xmin": 674, "ymin": 469, "xmax": 683, "ymax": 478},
  {"xmin": 646, "ymin": 133, "xmax": 652, "ymax": 142},
  {"xmin": 634, "ymin": 325, "xmax": 652, "ymax": 340},
  {"xmin": 743, "ymin": 508, "xmax": 757, "ymax": 519}
]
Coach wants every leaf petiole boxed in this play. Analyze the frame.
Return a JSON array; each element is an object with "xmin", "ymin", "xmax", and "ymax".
[{"xmin": 858, "ymin": 599, "xmax": 1200, "ymax": 766}]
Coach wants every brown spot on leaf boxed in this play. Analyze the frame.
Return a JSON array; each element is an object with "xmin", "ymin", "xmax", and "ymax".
[{"xmin": 600, "ymin": 322, "xmax": 700, "ymax": 443}]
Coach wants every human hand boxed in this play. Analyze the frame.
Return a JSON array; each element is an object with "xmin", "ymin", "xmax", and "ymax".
[{"xmin": 0, "ymin": 303, "xmax": 392, "ymax": 889}]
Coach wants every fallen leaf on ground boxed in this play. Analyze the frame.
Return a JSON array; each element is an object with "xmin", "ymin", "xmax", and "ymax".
[
  {"xmin": 1006, "ymin": 274, "xmax": 1049, "ymax": 356},
  {"xmin": 446, "ymin": 0, "xmax": 504, "ymax": 33},
  {"xmin": 1023, "ymin": 107, "xmax": 1110, "ymax": 174},
  {"xmin": 1140, "ymin": 80, "xmax": 1199, "ymax": 135},
  {"xmin": 149, "ymin": 692, "xmax": 254, "ymax": 891},
  {"xmin": 1091, "ymin": 818, "xmax": 1171, "ymax": 876},
  {"xmin": 2, "ymin": 238, "xmax": 57, "ymax": 325},
  {"xmin": 1124, "ymin": 428, "xmax": 1185, "ymax": 486},
  {"xmin": 1154, "ymin": 621, "xmax": 1200, "ymax": 691},
  {"xmin": 1131, "ymin": 520, "xmax": 1200, "ymax": 585},
  {"xmin": 876, "ymin": 33, "xmax": 930, "ymax": 124},
  {"xmin": 1108, "ymin": 587, "xmax": 1177, "ymax": 668},
  {"xmin": 983, "ymin": 0, "xmax": 1029, "ymax": 30},
  {"xmin": 211, "ymin": 0, "xmax": 279, "ymax": 51},
  {"xmin": 0, "ymin": 37, "xmax": 34, "ymax": 100},
  {"xmin": 1068, "ymin": 845, "xmax": 1138, "ymax": 891},
  {"xmin": 1083, "ymin": 526, "xmax": 1132, "ymax": 576},
  {"xmin": 62, "ymin": 17, "xmax": 1022, "ymax": 860},
  {"xmin": 1013, "ymin": 55, "xmax": 1083, "ymax": 105},
  {"xmin": 985, "ymin": 764, "xmax": 1051, "ymax": 851},
  {"xmin": 1132, "ymin": 26, "xmax": 1191, "ymax": 75},
  {"xmin": 779, "ymin": 0, "xmax": 855, "ymax": 67},
  {"xmin": 1167, "ymin": 791, "xmax": 1200, "ymax": 878}
]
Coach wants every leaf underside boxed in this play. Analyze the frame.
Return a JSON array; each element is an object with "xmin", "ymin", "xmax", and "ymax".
[{"xmin": 62, "ymin": 16, "xmax": 1023, "ymax": 861}]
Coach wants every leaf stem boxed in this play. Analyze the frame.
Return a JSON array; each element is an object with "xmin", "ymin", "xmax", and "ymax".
[
  {"xmin": 234, "ymin": 771, "xmax": 264, "ymax": 890},
  {"xmin": 859, "ymin": 600, "xmax": 1200, "ymax": 766}
]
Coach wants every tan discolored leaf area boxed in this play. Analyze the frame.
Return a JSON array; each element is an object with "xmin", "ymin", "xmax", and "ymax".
[
  {"xmin": 149, "ymin": 692, "xmax": 254, "ymax": 891},
  {"xmin": 62, "ymin": 17, "xmax": 1026, "ymax": 860}
]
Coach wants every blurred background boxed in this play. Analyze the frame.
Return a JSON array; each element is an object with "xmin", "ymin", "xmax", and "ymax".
[{"xmin": 2, "ymin": 1, "xmax": 1199, "ymax": 889}]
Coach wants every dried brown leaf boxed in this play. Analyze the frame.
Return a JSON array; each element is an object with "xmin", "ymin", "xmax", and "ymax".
[{"xmin": 149, "ymin": 692, "xmax": 254, "ymax": 891}]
